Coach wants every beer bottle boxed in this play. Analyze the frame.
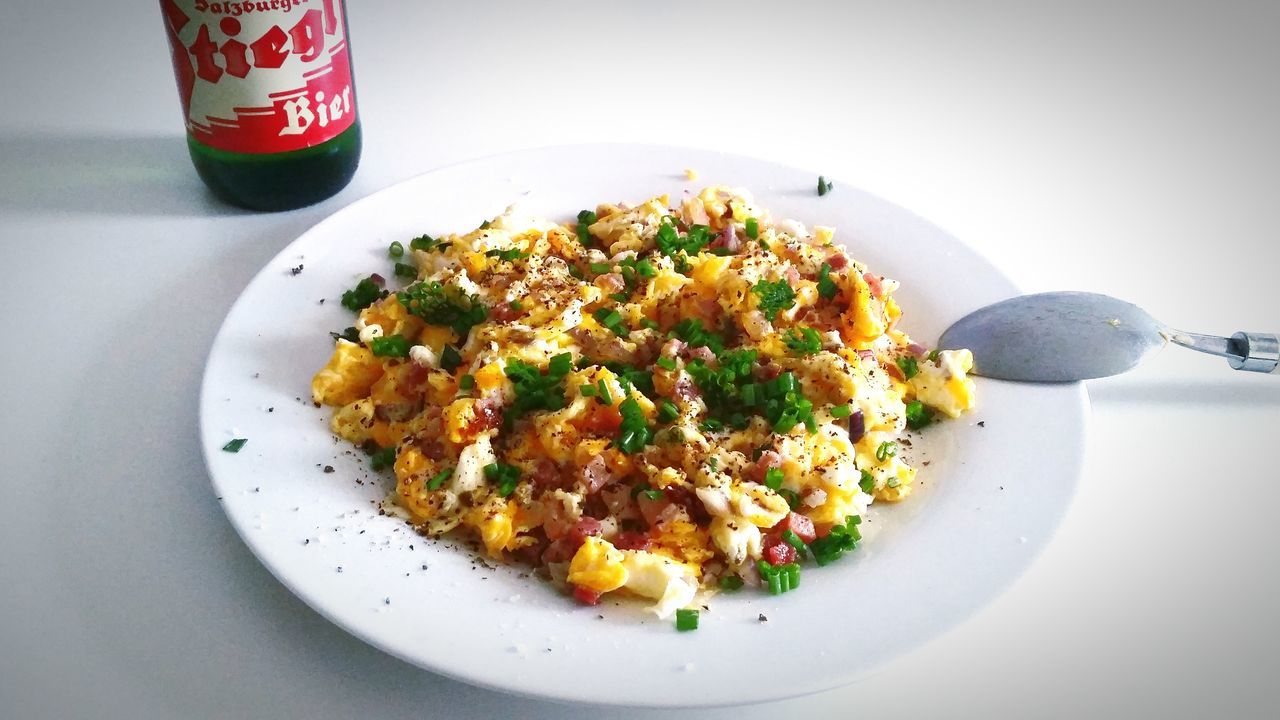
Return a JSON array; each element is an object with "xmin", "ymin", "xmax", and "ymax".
[{"xmin": 159, "ymin": 1, "xmax": 361, "ymax": 211}]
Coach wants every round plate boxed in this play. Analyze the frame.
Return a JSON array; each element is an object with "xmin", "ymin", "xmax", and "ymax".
[{"xmin": 200, "ymin": 144, "xmax": 1088, "ymax": 708}]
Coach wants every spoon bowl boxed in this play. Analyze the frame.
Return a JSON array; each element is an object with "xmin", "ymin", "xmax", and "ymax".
[{"xmin": 938, "ymin": 292, "xmax": 1167, "ymax": 382}]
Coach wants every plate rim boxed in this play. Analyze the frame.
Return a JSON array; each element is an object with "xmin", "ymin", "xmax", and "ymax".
[{"xmin": 198, "ymin": 142, "xmax": 1090, "ymax": 707}]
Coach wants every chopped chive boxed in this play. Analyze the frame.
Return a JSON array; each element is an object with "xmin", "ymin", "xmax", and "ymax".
[
  {"xmin": 859, "ymin": 470, "xmax": 875, "ymax": 494},
  {"xmin": 548, "ymin": 353, "xmax": 573, "ymax": 377},
  {"xmin": 580, "ymin": 384, "xmax": 597, "ymax": 397},
  {"xmin": 658, "ymin": 400, "xmax": 679, "ymax": 423},
  {"xmin": 779, "ymin": 488, "xmax": 801, "ymax": 509},
  {"xmin": 596, "ymin": 379, "xmax": 614, "ymax": 405},
  {"xmin": 896, "ymin": 356, "xmax": 920, "ymax": 380},
  {"xmin": 458, "ymin": 374, "xmax": 476, "ymax": 391},
  {"xmin": 640, "ymin": 318, "xmax": 660, "ymax": 330},
  {"xmin": 589, "ymin": 262, "xmax": 613, "ymax": 275},
  {"xmin": 675, "ymin": 608, "xmax": 699, "ymax": 632},
  {"xmin": 439, "ymin": 345, "xmax": 462, "ymax": 372},
  {"xmin": 509, "ymin": 299, "xmax": 523, "ymax": 311},
  {"xmin": 817, "ymin": 176, "xmax": 832, "ymax": 196},
  {"xmin": 719, "ymin": 575, "xmax": 744, "ymax": 591},
  {"xmin": 830, "ymin": 403, "xmax": 852, "ymax": 418},
  {"xmin": 426, "ymin": 466, "xmax": 453, "ymax": 490},
  {"xmin": 221, "ymin": 438, "xmax": 248, "ymax": 453},
  {"xmin": 876, "ymin": 441, "xmax": 897, "ymax": 462},
  {"xmin": 656, "ymin": 356, "xmax": 677, "ymax": 371},
  {"xmin": 409, "ymin": 234, "xmax": 435, "ymax": 252},
  {"xmin": 394, "ymin": 262, "xmax": 417, "ymax": 279},
  {"xmin": 483, "ymin": 462, "xmax": 521, "ymax": 497},
  {"xmin": 640, "ymin": 489, "xmax": 664, "ymax": 502},
  {"xmin": 609, "ymin": 292, "xmax": 630, "ymax": 303},
  {"xmin": 745, "ymin": 218, "xmax": 759, "ymax": 239},
  {"xmin": 388, "ymin": 241, "xmax": 405, "ymax": 258},
  {"xmin": 699, "ymin": 418, "xmax": 724, "ymax": 432},
  {"xmin": 782, "ymin": 530, "xmax": 807, "ymax": 552},
  {"xmin": 905, "ymin": 400, "xmax": 934, "ymax": 430},
  {"xmin": 763, "ymin": 467, "xmax": 784, "ymax": 491},
  {"xmin": 369, "ymin": 334, "xmax": 411, "ymax": 358}
]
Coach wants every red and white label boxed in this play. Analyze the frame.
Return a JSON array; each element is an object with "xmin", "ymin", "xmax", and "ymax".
[{"xmin": 160, "ymin": 0, "xmax": 356, "ymax": 154}]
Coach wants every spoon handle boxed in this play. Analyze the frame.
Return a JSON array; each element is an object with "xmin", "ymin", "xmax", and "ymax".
[
  {"xmin": 1228, "ymin": 332, "xmax": 1280, "ymax": 374},
  {"xmin": 1169, "ymin": 331, "xmax": 1279, "ymax": 374}
]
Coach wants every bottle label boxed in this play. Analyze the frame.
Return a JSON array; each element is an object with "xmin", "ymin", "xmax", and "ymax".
[{"xmin": 160, "ymin": 0, "xmax": 355, "ymax": 154}]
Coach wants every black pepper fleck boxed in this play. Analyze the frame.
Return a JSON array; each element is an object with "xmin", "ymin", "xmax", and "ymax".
[
  {"xmin": 758, "ymin": 614, "xmax": 768, "ymax": 622},
  {"xmin": 977, "ymin": 421, "xmax": 986, "ymax": 427},
  {"xmin": 323, "ymin": 465, "xmax": 335, "ymax": 473},
  {"xmin": 290, "ymin": 264, "xmax": 304, "ymax": 276}
]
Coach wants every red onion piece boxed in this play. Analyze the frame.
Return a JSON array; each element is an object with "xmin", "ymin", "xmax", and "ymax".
[
  {"xmin": 907, "ymin": 342, "xmax": 928, "ymax": 357},
  {"xmin": 848, "ymin": 409, "xmax": 866, "ymax": 442}
]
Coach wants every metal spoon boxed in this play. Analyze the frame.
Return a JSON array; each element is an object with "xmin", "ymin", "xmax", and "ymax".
[{"xmin": 937, "ymin": 291, "xmax": 1279, "ymax": 382}]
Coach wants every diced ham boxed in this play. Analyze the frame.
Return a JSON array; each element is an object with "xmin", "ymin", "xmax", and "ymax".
[
  {"xmin": 581, "ymin": 455, "xmax": 612, "ymax": 495},
  {"xmin": 661, "ymin": 338, "xmax": 687, "ymax": 359},
  {"xmin": 827, "ymin": 252, "xmax": 849, "ymax": 270},
  {"xmin": 785, "ymin": 266, "xmax": 801, "ymax": 286},
  {"xmin": 573, "ymin": 586, "xmax": 602, "ymax": 605},
  {"xmin": 636, "ymin": 492, "xmax": 669, "ymax": 527}
]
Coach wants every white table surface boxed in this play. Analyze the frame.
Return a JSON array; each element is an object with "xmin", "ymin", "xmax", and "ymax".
[{"xmin": 3, "ymin": 2, "xmax": 1278, "ymax": 718}]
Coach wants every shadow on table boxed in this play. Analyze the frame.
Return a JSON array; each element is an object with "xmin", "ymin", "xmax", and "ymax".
[
  {"xmin": 1088, "ymin": 379, "xmax": 1280, "ymax": 407},
  {"xmin": 0, "ymin": 134, "xmax": 248, "ymax": 217}
]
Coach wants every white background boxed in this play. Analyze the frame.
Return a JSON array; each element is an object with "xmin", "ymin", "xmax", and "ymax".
[{"xmin": 2, "ymin": 1, "xmax": 1278, "ymax": 718}]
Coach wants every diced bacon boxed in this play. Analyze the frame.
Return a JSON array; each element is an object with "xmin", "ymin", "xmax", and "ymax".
[
  {"xmin": 636, "ymin": 493, "xmax": 669, "ymax": 528},
  {"xmin": 710, "ymin": 223, "xmax": 740, "ymax": 252},
  {"xmin": 529, "ymin": 459, "xmax": 564, "ymax": 490},
  {"xmin": 688, "ymin": 346, "xmax": 716, "ymax": 363},
  {"xmin": 764, "ymin": 541, "xmax": 797, "ymax": 566},
  {"xmin": 863, "ymin": 273, "xmax": 884, "ymax": 298},
  {"xmin": 594, "ymin": 272, "xmax": 626, "ymax": 294},
  {"xmin": 573, "ymin": 586, "xmax": 602, "ymax": 605},
  {"xmin": 778, "ymin": 512, "xmax": 816, "ymax": 543},
  {"xmin": 489, "ymin": 302, "xmax": 519, "ymax": 322},
  {"xmin": 748, "ymin": 449, "xmax": 783, "ymax": 483},
  {"xmin": 613, "ymin": 530, "xmax": 652, "ymax": 551},
  {"xmin": 673, "ymin": 375, "xmax": 701, "ymax": 402},
  {"xmin": 567, "ymin": 517, "xmax": 603, "ymax": 546},
  {"xmin": 581, "ymin": 455, "xmax": 612, "ymax": 495},
  {"xmin": 541, "ymin": 537, "xmax": 578, "ymax": 563},
  {"xmin": 827, "ymin": 252, "xmax": 849, "ymax": 270}
]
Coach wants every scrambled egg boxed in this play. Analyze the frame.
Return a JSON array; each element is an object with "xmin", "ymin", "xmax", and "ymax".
[{"xmin": 312, "ymin": 187, "xmax": 976, "ymax": 619}]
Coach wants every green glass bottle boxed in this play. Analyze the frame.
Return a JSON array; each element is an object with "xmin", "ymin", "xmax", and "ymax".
[{"xmin": 160, "ymin": 0, "xmax": 361, "ymax": 211}]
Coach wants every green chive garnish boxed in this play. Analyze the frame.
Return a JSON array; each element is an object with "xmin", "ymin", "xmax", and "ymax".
[
  {"xmin": 675, "ymin": 608, "xmax": 699, "ymax": 632},
  {"xmin": 221, "ymin": 438, "xmax": 248, "ymax": 453},
  {"xmin": 388, "ymin": 241, "xmax": 405, "ymax": 258}
]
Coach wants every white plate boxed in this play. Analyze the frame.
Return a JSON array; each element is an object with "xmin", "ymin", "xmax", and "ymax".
[{"xmin": 200, "ymin": 144, "xmax": 1088, "ymax": 708}]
